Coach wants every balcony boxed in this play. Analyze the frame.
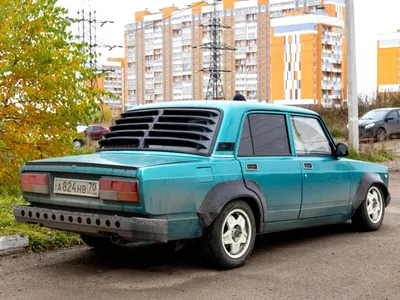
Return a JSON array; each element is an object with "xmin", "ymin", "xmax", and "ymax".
[
  {"xmin": 154, "ymin": 77, "xmax": 163, "ymax": 83},
  {"xmin": 246, "ymin": 59, "xmax": 257, "ymax": 66},
  {"xmin": 246, "ymin": 46, "xmax": 257, "ymax": 53},
  {"xmin": 154, "ymin": 88, "xmax": 163, "ymax": 94}
]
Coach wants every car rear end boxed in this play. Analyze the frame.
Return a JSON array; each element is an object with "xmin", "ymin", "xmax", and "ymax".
[
  {"xmin": 14, "ymin": 156, "xmax": 170, "ymax": 242},
  {"xmin": 14, "ymin": 105, "xmax": 223, "ymax": 244}
]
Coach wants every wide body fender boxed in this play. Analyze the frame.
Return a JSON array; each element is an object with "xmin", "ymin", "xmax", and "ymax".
[
  {"xmin": 352, "ymin": 172, "xmax": 390, "ymax": 215},
  {"xmin": 198, "ymin": 180, "xmax": 267, "ymax": 234}
]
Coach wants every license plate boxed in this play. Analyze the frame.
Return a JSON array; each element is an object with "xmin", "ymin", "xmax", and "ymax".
[{"xmin": 53, "ymin": 178, "xmax": 99, "ymax": 198}]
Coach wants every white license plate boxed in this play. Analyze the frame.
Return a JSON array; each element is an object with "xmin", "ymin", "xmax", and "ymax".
[{"xmin": 53, "ymin": 178, "xmax": 99, "ymax": 198}]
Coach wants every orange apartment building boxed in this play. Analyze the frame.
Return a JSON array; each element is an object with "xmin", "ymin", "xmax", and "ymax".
[
  {"xmin": 97, "ymin": 58, "xmax": 126, "ymax": 117},
  {"xmin": 124, "ymin": 0, "xmax": 347, "ymax": 110},
  {"xmin": 377, "ymin": 30, "xmax": 400, "ymax": 94}
]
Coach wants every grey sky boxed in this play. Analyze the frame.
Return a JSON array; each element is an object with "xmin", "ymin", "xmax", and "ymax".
[{"xmin": 57, "ymin": 0, "xmax": 400, "ymax": 94}]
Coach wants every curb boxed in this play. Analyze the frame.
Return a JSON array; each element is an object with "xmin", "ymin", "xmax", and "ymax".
[{"xmin": 0, "ymin": 234, "xmax": 29, "ymax": 256}]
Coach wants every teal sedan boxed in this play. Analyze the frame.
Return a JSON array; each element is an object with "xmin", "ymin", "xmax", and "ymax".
[{"xmin": 14, "ymin": 101, "xmax": 391, "ymax": 269}]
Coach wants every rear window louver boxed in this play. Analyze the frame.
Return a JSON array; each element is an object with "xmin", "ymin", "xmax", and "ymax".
[{"xmin": 99, "ymin": 108, "xmax": 221, "ymax": 155}]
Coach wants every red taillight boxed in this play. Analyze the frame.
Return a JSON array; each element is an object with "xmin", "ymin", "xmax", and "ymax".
[
  {"xmin": 21, "ymin": 174, "xmax": 49, "ymax": 194},
  {"xmin": 99, "ymin": 178, "xmax": 139, "ymax": 203}
]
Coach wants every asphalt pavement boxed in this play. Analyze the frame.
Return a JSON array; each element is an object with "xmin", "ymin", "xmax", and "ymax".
[{"xmin": 0, "ymin": 173, "xmax": 399, "ymax": 300}]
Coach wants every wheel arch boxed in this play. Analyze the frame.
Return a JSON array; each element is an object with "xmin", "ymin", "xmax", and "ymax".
[
  {"xmin": 198, "ymin": 180, "xmax": 267, "ymax": 234},
  {"xmin": 352, "ymin": 172, "xmax": 390, "ymax": 216}
]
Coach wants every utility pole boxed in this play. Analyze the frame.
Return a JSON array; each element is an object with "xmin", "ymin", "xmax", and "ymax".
[
  {"xmin": 345, "ymin": 0, "xmax": 359, "ymax": 152},
  {"xmin": 193, "ymin": 0, "xmax": 235, "ymax": 100}
]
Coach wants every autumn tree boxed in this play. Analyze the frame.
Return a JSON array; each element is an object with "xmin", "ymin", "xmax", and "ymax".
[{"xmin": 0, "ymin": 0, "xmax": 108, "ymax": 186}]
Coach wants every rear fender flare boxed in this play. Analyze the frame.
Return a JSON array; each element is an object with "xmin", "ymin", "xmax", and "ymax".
[
  {"xmin": 352, "ymin": 173, "xmax": 390, "ymax": 215},
  {"xmin": 198, "ymin": 180, "xmax": 267, "ymax": 234}
]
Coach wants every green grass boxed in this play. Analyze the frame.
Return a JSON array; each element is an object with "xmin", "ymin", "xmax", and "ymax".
[
  {"xmin": 73, "ymin": 145, "xmax": 97, "ymax": 155},
  {"xmin": 347, "ymin": 147, "xmax": 395, "ymax": 163},
  {"xmin": 0, "ymin": 192, "xmax": 81, "ymax": 252}
]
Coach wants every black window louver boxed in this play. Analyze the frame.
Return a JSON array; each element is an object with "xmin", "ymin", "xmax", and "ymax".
[{"xmin": 99, "ymin": 108, "xmax": 221, "ymax": 155}]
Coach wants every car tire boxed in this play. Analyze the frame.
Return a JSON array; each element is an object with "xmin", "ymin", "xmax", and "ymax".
[
  {"xmin": 351, "ymin": 185, "xmax": 385, "ymax": 231},
  {"xmin": 73, "ymin": 139, "xmax": 84, "ymax": 149},
  {"xmin": 375, "ymin": 128, "xmax": 386, "ymax": 142},
  {"xmin": 80, "ymin": 235, "xmax": 117, "ymax": 251},
  {"xmin": 201, "ymin": 200, "xmax": 256, "ymax": 270}
]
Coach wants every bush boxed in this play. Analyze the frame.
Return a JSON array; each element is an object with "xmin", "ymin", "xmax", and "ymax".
[{"xmin": 347, "ymin": 147, "xmax": 394, "ymax": 163}]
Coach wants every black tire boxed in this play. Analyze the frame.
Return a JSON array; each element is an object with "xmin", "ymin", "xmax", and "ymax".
[
  {"xmin": 201, "ymin": 200, "xmax": 256, "ymax": 270},
  {"xmin": 375, "ymin": 128, "xmax": 386, "ymax": 142},
  {"xmin": 73, "ymin": 139, "xmax": 84, "ymax": 149},
  {"xmin": 352, "ymin": 185, "xmax": 385, "ymax": 231},
  {"xmin": 80, "ymin": 235, "xmax": 117, "ymax": 251}
]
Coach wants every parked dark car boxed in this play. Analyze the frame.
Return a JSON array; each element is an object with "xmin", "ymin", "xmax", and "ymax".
[
  {"xmin": 73, "ymin": 125, "xmax": 110, "ymax": 148},
  {"xmin": 350, "ymin": 108, "xmax": 400, "ymax": 141}
]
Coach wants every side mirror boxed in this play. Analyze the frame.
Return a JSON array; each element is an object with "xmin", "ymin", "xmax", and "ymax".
[
  {"xmin": 386, "ymin": 117, "xmax": 394, "ymax": 122},
  {"xmin": 334, "ymin": 143, "xmax": 348, "ymax": 157}
]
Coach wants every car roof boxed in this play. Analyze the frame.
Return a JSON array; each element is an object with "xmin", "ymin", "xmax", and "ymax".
[
  {"xmin": 125, "ymin": 100, "xmax": 319, "ymax": 116},
  {"xmin": 370, "ymin": 107, "xmax": 400, "ymax": 112}
]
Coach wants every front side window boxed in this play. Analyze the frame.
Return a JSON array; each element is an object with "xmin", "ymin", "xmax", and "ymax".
[
  {"xmin": 387, "ymin": 111, "xmax": 398, "ymax": 120},
  {"xmin": 238, "ymin": 113, "xmax": 291, "ymax": 157},
  {"xmin": 290, "ymin": 116, "xmax": 332, "ymax": 156}
]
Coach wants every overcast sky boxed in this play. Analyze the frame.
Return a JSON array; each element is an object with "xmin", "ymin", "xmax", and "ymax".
[{"xmin": 57, "ymin": 0, "xmax": 400, "ymax": 94}]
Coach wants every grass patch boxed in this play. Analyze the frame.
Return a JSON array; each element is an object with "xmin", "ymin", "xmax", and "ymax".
[
  {"xmin": 74, "ymin": 144, "xmax": 97, "ymax": 155},
  {"xmin": 0, "ymin": 193, "xmax": 81, "ymax": 252},
  {"xmin": 347, "ymin": 147, "xmax": 395, "ymax": 163}
]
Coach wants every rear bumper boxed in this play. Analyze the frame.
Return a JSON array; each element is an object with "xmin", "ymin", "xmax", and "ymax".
[{"xmin": 13, "ymin": 205, "xmax": 168, "ymax": 243}]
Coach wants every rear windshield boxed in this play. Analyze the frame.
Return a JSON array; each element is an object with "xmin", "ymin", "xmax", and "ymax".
[{"xmin": 99, "ymin": 108, "xmax": 221, "ymax": 155}]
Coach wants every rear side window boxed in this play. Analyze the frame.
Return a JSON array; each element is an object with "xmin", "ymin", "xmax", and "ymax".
[{"xmin": 238, "ymin": 114, "xmax": 291, "ymax": 157}]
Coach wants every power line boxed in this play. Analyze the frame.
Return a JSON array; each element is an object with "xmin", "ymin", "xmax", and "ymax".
[{"xmin": 193, "ymin": 0, "xmax": 235, "ymax": 100}]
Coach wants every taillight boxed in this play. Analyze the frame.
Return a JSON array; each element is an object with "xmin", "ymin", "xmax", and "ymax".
[
  {"xmin": 21, "ymin": 174, "xmax": 49, "ymax": 194},
  {"xmin": 99, "ymin": 178, "xmax": 139, "ymax": 203}
]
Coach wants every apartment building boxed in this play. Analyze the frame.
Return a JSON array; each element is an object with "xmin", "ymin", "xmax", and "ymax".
[
  {"xmin": 377, "ymin": 30, "xmax": 400, "ymax": 93},
  {"xmin": 97, "ymin": 58, "xmax": 126, "ymax": 117},
  {"xmin": 124, "ymin": 0, "xmax": 346, "ymax": 109}
]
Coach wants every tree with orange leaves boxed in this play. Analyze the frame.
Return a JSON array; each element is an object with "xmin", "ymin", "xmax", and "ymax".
[{"xmin": 0, "ymin": 0, "xmax": 109, "ymax": 186}]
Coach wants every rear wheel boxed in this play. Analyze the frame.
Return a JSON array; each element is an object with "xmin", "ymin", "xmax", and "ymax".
[
  {"xmin": 352, "ymin": 185, "xmax": 385, "ymax": 231},
  {"xmin": 201, "ymin": 200, "xmax": 256, "ymax": 269}
]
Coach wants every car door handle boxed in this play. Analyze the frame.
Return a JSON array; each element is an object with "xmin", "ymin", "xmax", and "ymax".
[
  {"xmin": 246, "ymin": 163, "xmax": 258, "ymax": 171},
  {"xmin": 303, "ymin": 162, "xmax": 313, "ymax": 170}
]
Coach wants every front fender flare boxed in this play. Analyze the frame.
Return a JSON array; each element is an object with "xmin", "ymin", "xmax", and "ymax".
[
  {"xmin": 352, "ymin": 173, "xmax": 390, "ymax": 216},
  {"xmin": 198, "ymin": 180, "xmax": 267, "ymax": 234}
]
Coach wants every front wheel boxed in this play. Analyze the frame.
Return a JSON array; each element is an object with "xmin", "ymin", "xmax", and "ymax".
[
  {"xmin": 73, "ymin": 139, "xmax": 84, "ymax": 149},
  {"xmin": 352, "ymin": 185, "xmax": 385, "ymax": 231},
  {"xmin": 201, "ymin": 200, "xmax": 256, "ymax": 269},
  {"xmin": 375, "ymin": 128, "xmax": 386, "ymax": 142}
]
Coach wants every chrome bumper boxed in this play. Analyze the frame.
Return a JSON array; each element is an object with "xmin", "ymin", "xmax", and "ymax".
[{"xmin": 13, "ymin": 205, "xmax": 168, "ymax": 243}]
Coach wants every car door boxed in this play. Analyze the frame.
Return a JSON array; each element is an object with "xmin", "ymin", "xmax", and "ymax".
[
  {"xmin": 289, "ymin": 114, "xmax": 351, "ymax": 219},
  {"xmin": 385, "ymin": 110, "xmax": 400, "ymax": 135},
  {"xmin": 236, "ymin": 112, "xmax": 303, "ymax": 222}
]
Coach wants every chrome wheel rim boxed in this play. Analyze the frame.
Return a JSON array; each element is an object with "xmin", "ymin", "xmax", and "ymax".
[
  {"xmin": 221, "ymin": 208, "xmax": 252, "ymax": 259},
  {"xmin": 377, "ymin": 130, "xmax": 385, "ymax": 141},
  {"xmin": 366, "ymin": 187, "xmax": 383, "ymax": 224},
  {"xmin": 73, "ymin": 140, "xmax": 82, "ymax": 148}
]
